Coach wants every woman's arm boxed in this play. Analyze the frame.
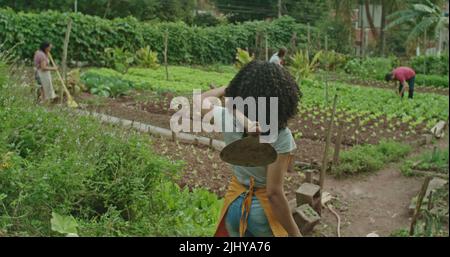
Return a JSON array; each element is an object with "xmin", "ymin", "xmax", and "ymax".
[
  {"xmin": 266, "ymin": 154, "xmax": 302, "ymax": 237},
  {"xmin": 40, "ymin": 60, "xmax": 57, "ymax": 72}
]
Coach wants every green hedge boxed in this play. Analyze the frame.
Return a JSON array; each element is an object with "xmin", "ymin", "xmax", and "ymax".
[
  {"xmin": 346, "ymin": 57, "xmax": 449, "ymax": 88},
  {"xmin": 415, "ymin": 74, "xmax": 449, "ymax": 88},
  {"xmin": 0, "ymin": 8, "xmax": 314, "ymax": 65},
  {"xmin": 411, "ymin": 55, "xmax": 449, "ymax": 76}
]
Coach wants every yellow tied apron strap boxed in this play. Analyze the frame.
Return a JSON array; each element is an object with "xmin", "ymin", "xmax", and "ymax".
[{"xmin": 239, "ymin": 177, "xmax": 255, "ymax": 237}]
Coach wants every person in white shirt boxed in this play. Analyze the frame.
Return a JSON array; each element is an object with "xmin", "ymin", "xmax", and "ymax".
[{"xmin": 269, "ymin": 48, "xmax": 287, "ymax": 66}]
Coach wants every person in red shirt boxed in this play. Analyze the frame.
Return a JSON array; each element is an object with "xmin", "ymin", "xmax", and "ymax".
[{"xmin": 385, "ymin": 67, "xmax": 416, "ymax": 99}]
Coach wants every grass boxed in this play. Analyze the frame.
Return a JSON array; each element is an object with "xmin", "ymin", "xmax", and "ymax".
[
  {"xmin": 334, "ymin": 140, "xmax": 412, "ymax": 177},
  {"xmin": 401, "ymin": 147, "xmax": 449, "ymax": 177}
]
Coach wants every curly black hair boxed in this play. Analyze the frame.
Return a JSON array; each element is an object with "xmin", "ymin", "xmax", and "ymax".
[{"xmin": 225, "ymin": 60, "xmax": 301, "ymax": 131}]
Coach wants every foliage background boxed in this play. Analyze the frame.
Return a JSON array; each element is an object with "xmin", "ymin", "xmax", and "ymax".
[{"xmin": 0, "ymin": 9, "xmax": 318, "ymax": 66}]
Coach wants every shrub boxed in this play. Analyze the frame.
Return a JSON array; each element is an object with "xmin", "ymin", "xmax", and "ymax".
[
  {"xmin": 411, "ymin": 55, "xmax": 449, "ymax": 76},
  {"xmin": 318, "ymin": 51, "xmax": 349, "ymax": 71},
  {"xmin": 104, "ymin": 47, "xmax": 135, "ymax": 74},
  {"xmin": 0, "ymin": 84, "xmax": 222, "ymax": 236},
  {"xmin": 415, "ymin": 74, "xmax": 449, "ymax": 88},
  {"xmin": 344, "ymin": 57, "xmax": 398, "ymax": 79},
  {"xmin": 0, "ymin": 9, "xmax": 314, "ymax": 65}
]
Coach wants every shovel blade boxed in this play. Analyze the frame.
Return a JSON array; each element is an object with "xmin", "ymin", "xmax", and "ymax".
[{"xmin": 220, "ymin": 136, "xmax": 277, "ymax": 167}]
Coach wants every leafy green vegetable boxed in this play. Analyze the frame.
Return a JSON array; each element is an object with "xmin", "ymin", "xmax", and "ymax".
[{"xmin": 51, "ymin": 212, "xmax": 78, "ymax": 235}]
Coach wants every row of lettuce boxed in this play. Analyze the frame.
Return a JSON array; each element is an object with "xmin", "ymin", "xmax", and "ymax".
[
  {"xmin": 80, "ymin": 67, "xmax": 449, "ymax": 129},
  {"xmin": 0, "ymin": 64, "xmax": 222, "ymax": 236}
]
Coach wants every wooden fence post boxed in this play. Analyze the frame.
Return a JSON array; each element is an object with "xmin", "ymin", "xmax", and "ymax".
[
  {"xmin": 410, "ymin": 177, "xmax": 432, "ymax": 236},
  {"xmin": 61, "ymin": 18, "xmax": 73, "ymax": 104},
  {"xmin": 164, "ymin": 30, "xmax": 169, "ymax": 81},
  {"xmin": 320, "ymin": 94, "xmax": 338, "ymax": 193}
]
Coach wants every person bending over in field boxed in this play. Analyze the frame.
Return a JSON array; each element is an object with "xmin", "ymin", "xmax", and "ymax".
[
  {"xmin": 200, "ymin": 61, "xmax": 302, "ymax": 237},
  {"xmin": 269, "ymin": 47, "xmax": 287, "ymax": 67},
  {"xmin": 385, "ymin": 66, "xmax": 416, "ymax": 99}
]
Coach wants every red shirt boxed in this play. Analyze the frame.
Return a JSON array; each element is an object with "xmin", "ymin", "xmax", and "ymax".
[{"xmin": 392, "ymin": 67, "xmax": 416, "ymax": 82}]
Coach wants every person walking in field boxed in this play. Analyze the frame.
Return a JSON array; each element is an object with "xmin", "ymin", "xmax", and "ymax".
[
  {"xmin": 200, "ymin": 61, "xmax": 302, "ymax": 237},
  {"xmin": 34, "ymin": 42, "xmax": 58, "ymax": 103},
  {"xmin": 385, "ymin": 66, "xmax": 416, "ymax": 99},
  {"xmin": 269, "ymin": 47, "xmax": 287, "ymax": 66}
]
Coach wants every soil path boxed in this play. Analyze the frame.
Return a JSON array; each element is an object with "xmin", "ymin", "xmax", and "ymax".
[{"xmin": 319, "ymin": 130, "xmax": 448, "ymax": 237}]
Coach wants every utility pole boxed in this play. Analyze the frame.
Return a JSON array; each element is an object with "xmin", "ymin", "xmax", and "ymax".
[
  {"xmin": 74, "ymin": 0, "xmax": 78, "ymax": 13},
  {"xmin": 278, "ymin": 0, "xmax": 282, "ymax": 18}
]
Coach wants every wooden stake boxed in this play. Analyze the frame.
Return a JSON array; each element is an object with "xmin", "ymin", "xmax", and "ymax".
[
  {"xmin": 320, "ymin": 94, "xmax": 338, "ymax": 191},
  {"xmin": 409, "ymin": 176, "xmax": 432, "ymax": 236},
  {"xmin": 265, "ymin": 33, "xmax": 269, "ymax": 61},
  {"xmin": 164, "ymin": 30, "xmax": 169, "ymax": 81},
  {"xmin": 172, "ymin": 131, "xmax": 177, "ymax": 142},
  {"xmin": 62, "ymin": 18, "xmax": 73, "ymax": 96},
  {"xmin": 307, "ymin": 23, "xmax": 311, "ymax": 52},
  {"xmin": 333, "ymin": 122, "xmax": 344, "ymax": 166}
]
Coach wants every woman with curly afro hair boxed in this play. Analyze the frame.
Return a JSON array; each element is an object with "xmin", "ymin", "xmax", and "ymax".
[{"xmin": 200, "ymin": 60, "xmax": 302, "ymax": 237}]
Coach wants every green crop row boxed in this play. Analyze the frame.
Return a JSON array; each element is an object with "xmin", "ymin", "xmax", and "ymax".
[
  {"xmin": 0, "ymin": 8, "xmax": 314, "ymax": 66},
  {"xmin": 81, "ymin": 67, "xmax": 235, "ymax": 95},
  {"xmin": 0, "ymin": 83, "xmax": 222, "ymax": 236},
  {"xmin": 301, "ymin": 79, "xmax": 449, "ymax": 128},
  {"xmin": 82, "ymin": 66, "xmax": 448, "ymax": 129}
]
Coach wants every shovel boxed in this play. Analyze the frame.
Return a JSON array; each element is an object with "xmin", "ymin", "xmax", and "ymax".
[{"xmin": 220, "ymin": 134, "xmax": 277, "ymax": 167}]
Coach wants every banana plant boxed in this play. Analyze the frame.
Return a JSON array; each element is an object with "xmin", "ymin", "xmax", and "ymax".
[
  {"xmin": 136, "ymin": 46, "xmax": 160, "ymax": 70},
  {"xmin": 288, "ymin": 50, "xmax": 323, "ymax": 83},
  {"xmin": 386, "ymin": 0, "xmax": 449, "ymax": 41},
  {"xmin": 234, "ymin": 48, "xmax": 254, "ymax": 70}
]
